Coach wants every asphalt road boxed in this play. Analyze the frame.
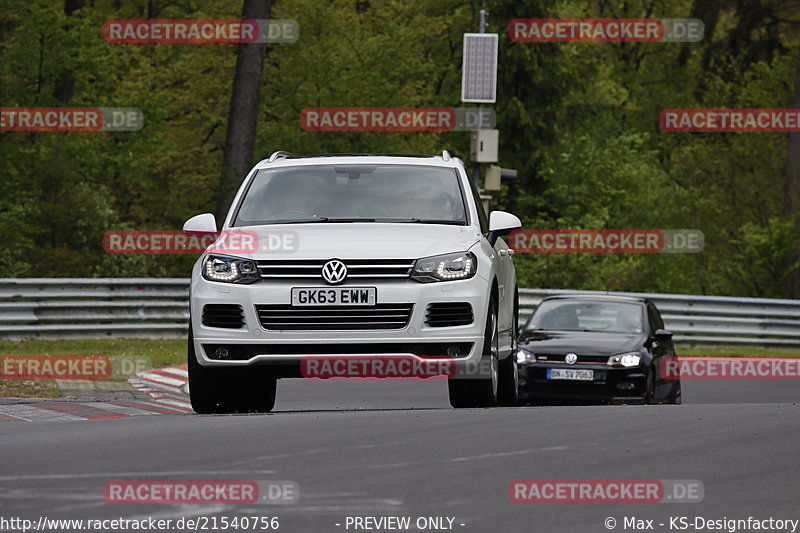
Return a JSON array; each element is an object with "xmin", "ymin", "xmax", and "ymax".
[{"xmin": 1, "ymin": 379, "xmax": 798, "ymax": 533}]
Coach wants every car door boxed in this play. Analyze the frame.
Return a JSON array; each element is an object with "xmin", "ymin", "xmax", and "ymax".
[
  {"xmin": 467, "ymin": 176, "xmax": 513, "ymax": 358},
  {"xmin": 494, "ymin": 233, "xmax": 516, "ymax": 355},
  {"xmin": 647, "ymin": 302, "xmax": 674, "ymax": 400}
]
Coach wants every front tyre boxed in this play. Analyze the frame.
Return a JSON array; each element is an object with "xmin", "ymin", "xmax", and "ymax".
[
  {"xmin": 644, "ymin": 367, "xmax": 656, "ymax": 405},
  {"xmin": 448, "ymin": 296, "xmax": 499, "ymax": 408},
  {"xmin": 668, "ymin": 379, "xmax": 682, "ymax": 405},
  {"xmin": 498, "ymin": 289, "xmax": 520, "ymax": 407},
  {"xmin": 188, "ymin": 327, "xmax": 277, "ymax": 414}
]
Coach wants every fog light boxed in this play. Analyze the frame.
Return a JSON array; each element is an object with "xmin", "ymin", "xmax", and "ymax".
[
  {"xmin": 214, "ymin": 347, "xmax": 229, "ymax": 359},
  {"xmin": 446, "ymin": 345, "xmax": 461, "ymax": 357},
  {"xmin": 616, "ymin": 381, "xmax": 636, "ymax": 391}
]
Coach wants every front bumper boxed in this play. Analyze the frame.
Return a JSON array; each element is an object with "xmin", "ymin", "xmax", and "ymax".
[
  {"xmin": 190, "ymin": 275, "xmax": 488, "ymax": 369},
  {"xmin": 517, "ymin": 363, "xmax": 648, "ymax": 403}
]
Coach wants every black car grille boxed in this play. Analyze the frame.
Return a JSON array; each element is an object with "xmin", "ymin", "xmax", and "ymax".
[
  {"xmin": 425, "ymin": 302, "xmax": 474, "ymax": 327},
  {"xmin": 536, "ymin": 354, "xmax": 610, "ymax": 364},
  {"xmin": 202, "ymin": 304, "xmax": 245, "ymax": 329},
  {"xmin": 255, "ymin": 259, "xmax": 414, "ymax": 282},
  {"xmin": 255, "ymin": 303, "xmax": 414, "ymax": 330}
]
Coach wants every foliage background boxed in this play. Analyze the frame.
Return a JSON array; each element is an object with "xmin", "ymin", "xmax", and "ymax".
[{"xmin": 0, "ymin": 0, "xmax": 798, "ymax": 297}]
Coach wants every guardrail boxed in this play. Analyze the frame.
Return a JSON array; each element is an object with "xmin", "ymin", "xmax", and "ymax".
[
  {"xmin": 0, "ymin": 279, "xmax": 189, "ymax": 340},
  {"xmin": 1, "ymin": 279, "xmax": 798, "ymax": 348}
]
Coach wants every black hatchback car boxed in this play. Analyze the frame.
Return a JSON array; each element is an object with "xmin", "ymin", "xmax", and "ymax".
[{"xmin": 516, "ymin": 295, "xmax": 681, "ymax": 404}]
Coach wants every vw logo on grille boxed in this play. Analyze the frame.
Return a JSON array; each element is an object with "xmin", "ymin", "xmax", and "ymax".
[
  {"xmin": 565, "ymin": 353, "xmax": 578, "ymax": 365},
  {"xmin": 321, "ymin": 259, "xmax": 347, "ymax": 285}
]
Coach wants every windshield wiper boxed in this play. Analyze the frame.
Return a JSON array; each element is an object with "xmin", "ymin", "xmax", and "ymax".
[
  {"xmin": 315, "ymin": 217, "xmax": 377, "ymax": 222},
  {"xmin": 250, "ymin": 217, "xmax": 378, "ymax": 224},
  {"xmin": 388, "ymin": 218, "xmax": 465, "ymax": 225}
]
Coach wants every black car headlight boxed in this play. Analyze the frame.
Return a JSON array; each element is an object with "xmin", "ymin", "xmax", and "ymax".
[
  {"xmin": 202, "ymin": 254, "xmax": 260, "ymax": 284},
  {"xmin": 607, "ymin": 352, "xmax": 641, "ymax": 368},
  {"xmin": 410, "ymin": 252, "xmax": 477, "ymax": 283},
  {"xmin": 516, "ymin": 348, "xmax": 536, "ymax": 364}
]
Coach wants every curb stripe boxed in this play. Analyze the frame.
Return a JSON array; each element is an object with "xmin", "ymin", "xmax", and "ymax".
[
  {"xmin": 35, "ymin": 402, "xmax": 127, "ymax": 420},
  {"xmin": 137, "ymin": 372, "xmax": 186, "ymax": 387},
  {"xmin": 0, "ymin": 404, "xmax": 84, "ymax": 422},
  {"xmin": 113, "ymin": 400, "xmax": 189, "ymax": 414}
]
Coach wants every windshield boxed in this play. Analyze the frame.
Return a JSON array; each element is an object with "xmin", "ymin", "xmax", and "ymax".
[
  {"xmin": 233, "ymin": 164, "xmax": 467, "ymax": 226},
  {"xmin": 526, "ymin": 300, "xmax": 645, "ymax": 334}
]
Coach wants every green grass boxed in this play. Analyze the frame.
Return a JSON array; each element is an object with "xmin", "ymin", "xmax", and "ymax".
[
  {"xmin": 0, "ymin": 338, "xmax": 186, "ymax": 398},
  {"xmin": 678, "ymin": 346, "xmax": 800, "ymax": 358},
  {"xmin": 0, "ymin": 338, "xmax": 186, "ymax": 367}
]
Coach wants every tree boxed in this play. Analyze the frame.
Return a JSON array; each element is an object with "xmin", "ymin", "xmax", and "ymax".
[{"xmin": 216, "ymin": 0, "xmax": 272, "ymax": 223}]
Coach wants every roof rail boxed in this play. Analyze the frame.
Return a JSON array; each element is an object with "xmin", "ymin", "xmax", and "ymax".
[
  {"xmin": 441, "ymin": 150, "xmax": 451, "ymax": 161},
  {"xmin": 268, "ymin": 151, "xmax": 294, "ymax": 163}
]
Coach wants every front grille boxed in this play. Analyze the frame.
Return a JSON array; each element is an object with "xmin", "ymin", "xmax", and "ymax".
[
  {"xmin": 256, "ymin": 259, "xmax": 414, "ymax": 282},
  {"xmin": 536, "ymin": 354, "xmax": 609, "ymax": 364},
  {"xmin": 255, "ymin": 303, "xmax": 414, "ymax": 330},
  {"xmin": 202, "ymin": 304, "xmax": 245, "ymax": 329},
  {"xmin": 425, "ymin": 302, "xmax": 474, "ymax": 327},
  {"xmin": 203, "ymin": 342, "xmax": 474, "ymax": 360}
]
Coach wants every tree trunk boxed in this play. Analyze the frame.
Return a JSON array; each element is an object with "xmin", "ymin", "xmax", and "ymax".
[
  {"xmin": 783, "ymin": 52, "xmax": 800, "ymax": 298},
  {"xmin": 215, "ymin": 0, "xmax": 272, "ymax": 223},
  {"xmin": 52, "ymin": 0, "xmax": 86, "ymax": 103}
]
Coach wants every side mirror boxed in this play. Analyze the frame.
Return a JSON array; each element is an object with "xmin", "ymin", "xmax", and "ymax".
[
  {"xmin": 654, "ymin": 329, "xmax": 673, "ymax": 341},
  {"xmin": 487, "ymin": 211, "xmax": 522, "ymax": 246},
  {"xmin": 183, "ymin": 213, "xmax": 217, "ymax": 233}
]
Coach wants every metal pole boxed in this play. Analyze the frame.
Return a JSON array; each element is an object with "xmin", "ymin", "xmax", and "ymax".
[{"xmin": 473, "ymin": 0, "xmax": 487, "ymax": 187}]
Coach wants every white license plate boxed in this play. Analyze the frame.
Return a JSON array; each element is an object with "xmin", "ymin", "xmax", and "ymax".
[
  {"xmin": 291, "ymin": 287, "xmax": 376, "ymax": 306},
  {"xmin": 546, "ymin": 368, "xmax": 595, "ymax": 381}
]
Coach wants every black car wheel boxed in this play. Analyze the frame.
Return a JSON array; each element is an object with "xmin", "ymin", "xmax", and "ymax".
[
  {"xmin": 668, "ymin": 379, "xmax": 682, "ymax": 404},
  {"xmin": 644, "ymin": 366, "xmax": 656, "ymax": 405}
]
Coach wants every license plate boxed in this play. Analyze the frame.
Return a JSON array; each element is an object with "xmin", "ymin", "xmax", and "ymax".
[
  {"xmin": 291, "ymin": 287, "xmax": 376, "ymax": 306},
  {"xmin": 546, "ymin": 368, "xmax": 595, "ymax": 381}
]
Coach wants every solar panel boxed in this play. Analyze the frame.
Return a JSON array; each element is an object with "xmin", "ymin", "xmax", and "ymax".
[{"xmin": 461, "ymin": 33, "xmax": 498, "ymax": 103}]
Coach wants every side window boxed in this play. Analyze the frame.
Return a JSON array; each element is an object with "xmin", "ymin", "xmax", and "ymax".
[
  {"xmin": 647, "ymin": 303, "xmax": 664, "ymax": 332},
  {"xmin": 467, "ymin": 174, "xmax": 489, "ymax": 234}
]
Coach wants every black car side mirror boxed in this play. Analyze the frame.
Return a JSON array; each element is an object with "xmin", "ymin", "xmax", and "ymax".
[{"xmin": 654, "ymin": 329, "xmax": 673, "ymax": 341}]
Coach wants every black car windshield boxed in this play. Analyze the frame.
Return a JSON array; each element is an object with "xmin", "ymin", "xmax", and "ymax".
[
  {"xmin": 233, "ymin": 164, "xmax": 467, "ymax": 226},
  {"xmin": 526, "ymin": 300, "xmax": 645, "ymax": 334}
]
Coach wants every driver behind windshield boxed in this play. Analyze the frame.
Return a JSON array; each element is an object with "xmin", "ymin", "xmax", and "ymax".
[
  {"xmin": 261, "ymin": 173, "xmax": 324, "ymax": 220},
  {"xmin": 541, "ymin": 305, "xmax": 579, "ymax": 330}
]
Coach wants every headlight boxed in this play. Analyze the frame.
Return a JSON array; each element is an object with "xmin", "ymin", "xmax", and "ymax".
[
  {"xmin": 516, "ymin": 348, "xmax": 536, "ymax": 364},
  {"xmin": 607, "ymin": 352, "xmax": 641, "ymax": 368},
  {"xmin": 410, "ymin": 252, "xmax": 477, "ymax": 283},
  {"xmin": 202, "ymin": 254, "xmax": 260, "ymax": 284}
]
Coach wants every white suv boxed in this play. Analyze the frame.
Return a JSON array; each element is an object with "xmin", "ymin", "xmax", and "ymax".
[{"xmin": 184, "ymin": 151, "xmax": 521, "ymax": 412}]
